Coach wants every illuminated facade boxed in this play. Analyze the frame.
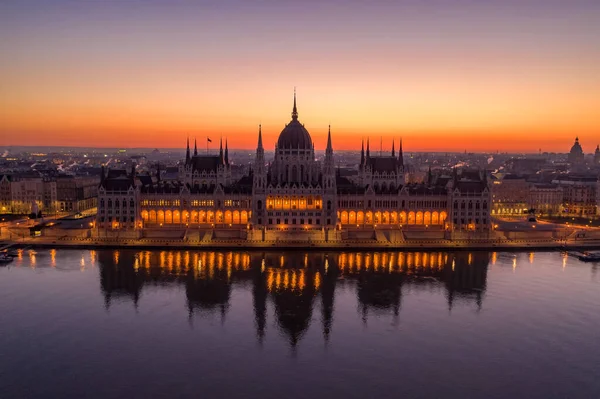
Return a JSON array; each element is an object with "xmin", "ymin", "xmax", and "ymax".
[{"xmin": 97, "ymin": 93, "xmax": 492, "ymax": 238}]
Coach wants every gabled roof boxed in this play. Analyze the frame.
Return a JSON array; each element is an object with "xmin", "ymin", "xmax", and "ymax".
[
  {"xmin": 189, "ymin": 155, "xmax": 222, "ymax": 173},
  {"xmin": 366, "ymin": 156, "xmax": 400, "ymax": 173}
]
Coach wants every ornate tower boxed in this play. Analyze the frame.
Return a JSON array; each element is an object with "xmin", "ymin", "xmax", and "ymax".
[
  {"xmin": 252, "ymin": 125, "xmax": 267, "ymax": 226},
  {"xmin": 323, "ymin": 125, "xmax": 337, "ymax": 226}
]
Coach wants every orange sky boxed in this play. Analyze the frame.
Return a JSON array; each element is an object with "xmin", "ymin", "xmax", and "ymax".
[{"xmin": 1, "ymin": 2, "xmax": 599, "ymax": 153}]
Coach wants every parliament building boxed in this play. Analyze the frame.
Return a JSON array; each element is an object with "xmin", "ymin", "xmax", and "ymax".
[{"xmin": 97, "ymin": 93, "xmax": 492, "ymax": 241}]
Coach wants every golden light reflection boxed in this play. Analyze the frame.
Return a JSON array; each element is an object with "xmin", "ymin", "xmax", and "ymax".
[
  {"xmin": 113, "ymin": 250, "xmax": 120, "ymax": 265},
  {"xmin": 184, "ymin": 251, "xmax": 190, "ymax": 271},
  {"xmin": 492, "ymin": 252, "xmax": 497, "ymax": 265},
  {"xmin": 314, "ymin": 271, "xmax": 321, "ymax": 290},
  {"xmin": 50, "ymin": 249, "xmax": 56, "ymax": 267},
  {"xmin": 29, "ymin": 250, "xmax": 36, "ymax": 268},
  {"xmin": 529, "ymin": 252, "xmax": 534, "ymax": 264}
]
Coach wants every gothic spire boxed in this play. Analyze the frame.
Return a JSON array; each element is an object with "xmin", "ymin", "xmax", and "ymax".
[
  {"xmin": 186, "ymin": 136, "xmax": 190, "ymax": 163},
  {"xmin": 360, "ymin": 139, "xmax": 365, "ymax": 166},
  {"xmin": 398, "ymin": 138, "xmax": 403, "ymax": 165},
  {"xmin": 194, "ymin": 138, "xmax": 198, "ymax": 156},
  {"xmin": 326, "ymin": 125, "xmax": 332, "ymax": 152},
  {"xmin": 219, "ymin": 136, "xmax": 224, "ymax": 163},
  {"xmin": 291, "ymin": 88, "xmax": 298, "ymax": 120},
  {"xmin": 257, "ymin": 124, "xmax": 263, "ymax": 150},
  {"xmin": 366, "ymin": 138, "xmax": 370, "ymax": 158},
  {"xmin": 225, "ymin": 138, "xmax": 229, "ymax": 165},
  {"xmin": 392, "ymin": 139, "xmax": 395, "ymax": 157}
]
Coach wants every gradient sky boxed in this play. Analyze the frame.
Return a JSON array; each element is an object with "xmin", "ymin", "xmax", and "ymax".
[{"xmin": 1, "ymin": 0, "xmax": 599, "ymax": 152}]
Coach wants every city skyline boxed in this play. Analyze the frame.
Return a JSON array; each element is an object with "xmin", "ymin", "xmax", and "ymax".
[{"xmin": 2, "ymin": 1, "xmax": 599, "ymax": 151}]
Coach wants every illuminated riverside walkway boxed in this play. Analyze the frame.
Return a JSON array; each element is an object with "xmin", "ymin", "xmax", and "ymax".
[{"xmin": 3, "ymin": 233, "xmax": 600, "ymax": 251}]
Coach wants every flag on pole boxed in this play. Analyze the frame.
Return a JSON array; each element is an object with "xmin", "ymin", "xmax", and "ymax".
[{"xmin": 207, "ymin": 137, "xmax": 212, "ymax": 143}]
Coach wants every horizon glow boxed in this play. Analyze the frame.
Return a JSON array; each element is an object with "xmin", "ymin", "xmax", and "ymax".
[{"xmin": 1, "ymin": 1, "xmax": 599, "ymax": 152}]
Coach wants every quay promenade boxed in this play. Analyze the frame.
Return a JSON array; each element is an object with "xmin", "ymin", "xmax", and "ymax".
[{"xmin": 2, "ymin": 233, "xmax": 600, "ymax": 252}]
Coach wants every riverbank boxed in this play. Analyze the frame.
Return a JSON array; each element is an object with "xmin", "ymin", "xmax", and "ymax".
[{"xmin": 3, "ymin": 235, "xmax": 600, "ymax": 252}]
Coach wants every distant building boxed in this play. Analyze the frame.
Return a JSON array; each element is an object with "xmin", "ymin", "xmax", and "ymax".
[
  {"xmin": 56, "ymin": 175, "xmax": 99, "ymax": 213},
  {"xmin": 528, "ymin": 184, "xmax": 563, "ymax": 216},
  {"xmin": 6, "ymin": 173, "xmax": 57, "ymax": 214},
  {"xmin": 594, "ymin": 145, "xmax": 600, "ymax": 166},
  {"xmin": 552, "ymin": 175, "xmax": 598, "ymax": 217},
  {"xmin": 0, "ymin": 175, "xmax": 11, "ymax": 213},
  {"xmin": 491, "ymin": 174, "xmax": 529, "ymax": 216},
  {"xmin": 567, "ymin": 137, "xmax": 585, "ymax": 165}
]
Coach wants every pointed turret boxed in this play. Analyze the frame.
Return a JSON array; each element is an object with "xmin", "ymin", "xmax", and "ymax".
[
  {"xmin": 360, "ymin": 139, "xmax": 365, "ymax": 166},
  {"xmin": 292, "ymin": 88, "xmax": 298, "ymax": 120},
  {"xmin": 219, "ymin": 137, "xmax": 224, "ymax": 164},
  {"xmin": 392, "ymin": 140, "xmax": 395, "ymax": 157},
  {"xmin": 185, "ymin": 137, "xmax": 190, "ymax": 164},
  {"xmin": 326, "ymin": 125, "xmax": 333, "ymax": 154},
  {"xmin": 257, "ymin": 124, "xmax": 264, "ymax": 152},
  {"xmin": 225, "ymin": 138, "xmax": 229, "ymax": 165},
  {"xmin": 194, "ymin": 138, "xmax": 198, "ymax": 156},
  {"xmin": 366, "ymin": 138, "xmax": 370, "ymax": 158},
  {"xmin": 253, "ymin": 124, "xmax": 267, "ymax": 196},
  {"xmin": 427, "ymin": 165, "xmax": 432, "ymax": 184},
  {"xmin": 156, "ymin": 163, "xmax": 161, "ymax": 182},
  {"xmin": 398, "ymin": 138, "xmax": 404, "ymax": 166}
]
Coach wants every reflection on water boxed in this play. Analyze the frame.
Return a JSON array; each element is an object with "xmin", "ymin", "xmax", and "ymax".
[
  {"xmin": 3, "ymin": 248, "xmax": 600, "ymax": 398},
  {"xmin": 97, "ymin": 250, "xmax": 488, "ymax": 348}
]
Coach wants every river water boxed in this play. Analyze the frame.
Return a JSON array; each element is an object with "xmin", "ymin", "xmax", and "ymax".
[{"xmin": 0, "ymin": 249, "xmax": 599, "ymax": 399}]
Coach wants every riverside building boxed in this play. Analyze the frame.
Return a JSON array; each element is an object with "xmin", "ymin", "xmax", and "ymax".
[{"xmin": 97, "ymin": 93, "xmax": 492, "ymax": 241}]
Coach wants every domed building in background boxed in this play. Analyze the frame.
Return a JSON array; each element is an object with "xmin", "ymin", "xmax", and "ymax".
[{"xmin": 568, "ymin": 137, "xmax": 585, "ymax": 164}]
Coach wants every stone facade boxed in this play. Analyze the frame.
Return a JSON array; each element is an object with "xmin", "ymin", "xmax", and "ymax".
[{"xmin": 97, "ymin": 93, "xmax": 492, "ymax": 239}]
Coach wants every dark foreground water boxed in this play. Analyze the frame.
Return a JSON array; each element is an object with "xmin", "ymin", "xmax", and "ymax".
[{"xmin": 1, "ymin": 249, "xmax": 599, "ymax": 399}]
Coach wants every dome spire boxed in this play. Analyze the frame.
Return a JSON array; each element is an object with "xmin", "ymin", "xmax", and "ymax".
[{"xmin": 292, "ymin": 87, "xmax": 298, "ymax": 120}]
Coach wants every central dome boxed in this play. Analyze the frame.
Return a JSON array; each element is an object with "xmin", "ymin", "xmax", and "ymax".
[
  {"xmin": 276, "ymin": 91, "xmax": 313, "ymax": 150},
  {"xmin": 278, "ymin": 120, "xmax": 313, "ymax": 149}
]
